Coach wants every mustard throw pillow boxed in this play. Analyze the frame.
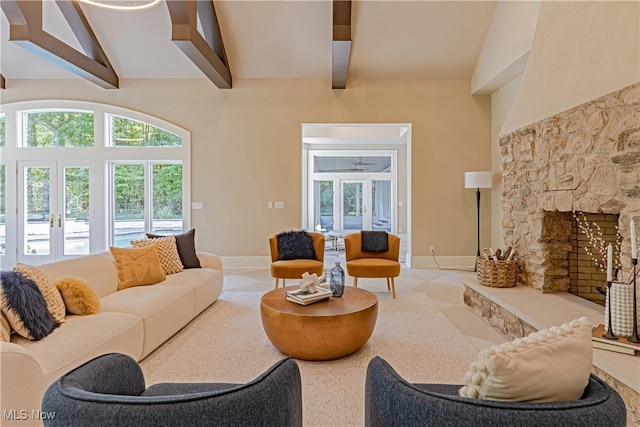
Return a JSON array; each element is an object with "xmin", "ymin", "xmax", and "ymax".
[
  {"xmin": 459, "ymin": 317, "xmax": 592, "ymax": 403},
  {"xmin": 130, "ymin": 235, "xmax": 183, "ymax": 275},
  {"xmin": 14, "ymin": 263, "xmax": 66, "ymax": 324},
  {"xmin": 55, "ymin": 276, "xmax": 100, "ymax": 315},
  {"xmin": 110, "ymin": 246, "xmax": 166, "ymax": 290}
]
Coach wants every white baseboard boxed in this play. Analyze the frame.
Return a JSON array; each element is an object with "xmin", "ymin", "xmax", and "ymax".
[
  {"xmin": 410, "ymin": 255, "xmax": 476, "ymax": 271},
  {"xmin": 221, "ymin": 255, "xmax": 476, "ymax": 272},
  {"xmin": 221, "ymin": 256, "xmax": 271, "ymax": 270}
]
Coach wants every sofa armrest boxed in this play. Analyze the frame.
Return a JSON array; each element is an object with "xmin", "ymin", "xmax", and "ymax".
[
  {"xmin": 196, "ymin": 251, "xmax": 223, "ymax": 271},
  {"xmin": 1, "ymin": 342, "xmax": 50, "ymax": 421}
]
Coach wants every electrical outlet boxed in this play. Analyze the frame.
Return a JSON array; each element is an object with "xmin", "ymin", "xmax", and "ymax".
[{"xmin": 429, "ymin": 246, "xmax": 435, "ymax": 253}]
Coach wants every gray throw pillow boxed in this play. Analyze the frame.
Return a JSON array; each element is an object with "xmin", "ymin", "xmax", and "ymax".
[{"xmin": 147, "ymin": 228, "xmax": 201, "ymax": 269}]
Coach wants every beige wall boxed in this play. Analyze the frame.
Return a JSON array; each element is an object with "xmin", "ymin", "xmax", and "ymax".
[
  {"xmin": 490, "ymin": 76, "xmax": 521, "ymax": 250},
  {"xmin": 1, "ymin": 77, "xmax": 491, "ymax": 262},
  {"xmin": 503, "ymin": 0, "xmax": 640, "ymax": 134}
]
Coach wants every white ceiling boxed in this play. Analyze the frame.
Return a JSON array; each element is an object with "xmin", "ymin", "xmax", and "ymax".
[{"xmin": 0, "ymin": 0, "xmax": 498, "ymax": 83}]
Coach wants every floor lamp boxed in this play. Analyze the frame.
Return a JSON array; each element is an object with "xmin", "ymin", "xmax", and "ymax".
[{"xmin": 465, "ymin": 171, "xmax": 492, "ymax": 272}]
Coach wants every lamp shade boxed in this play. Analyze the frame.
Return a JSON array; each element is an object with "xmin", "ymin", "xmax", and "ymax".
[{"xmin": 464, "ymin": 171, "xmax": 492, "ymax": 189}]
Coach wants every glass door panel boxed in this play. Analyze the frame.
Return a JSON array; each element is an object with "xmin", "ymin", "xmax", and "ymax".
[
  {"xmin": 63, "ymin": 166, "xmax": 90, "ymax": 255},
  {"xmin": 314, "ymin": 180, "xmax": 334, "ymax": 232},
  {"xmin": 152, "ymin": 163, "xmax": 183, "ymax": 234},
  {"xmin": 0, "ymin": 165, "xmax": 5, "ymax": 256},
  {"xmin": 23, "ymin": 165, "xmax": 52, "ymax": 257},
  {"xmin": 372, "ymin": 180, "xmax": 391, "ymax": 232},
  {"xmin": 113, "ymin": 164, "xmax": 145, "ymax": 246},
  {"xmin": 342, "ymin": 181, "xmax": 364, "ymax": 230}
]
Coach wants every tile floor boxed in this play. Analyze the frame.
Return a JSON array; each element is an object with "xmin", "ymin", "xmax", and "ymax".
[{"xmin": 223, "ymin": 249, "xmax": 506, "ymax": 352}]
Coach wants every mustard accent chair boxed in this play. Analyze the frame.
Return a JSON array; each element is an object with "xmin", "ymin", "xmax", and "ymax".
[
  {"xmin": 269, "ymin": 232, "xmax": 325, "ymax": 289},
  {"xmin": 344, "ymin": 232, "xmax": 401, "ymax": 298}
]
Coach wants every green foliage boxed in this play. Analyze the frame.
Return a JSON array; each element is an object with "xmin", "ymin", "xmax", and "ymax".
[
  {"xmin": 153, "ymin": 164, "xmax": 182, "ymax": 218},
  {"xmin": 26, "ymin": 112, "xmax": 94, "ymax": 147},
  {"xmin": 114, "ymin": 164, "xmax": 144, "ymax": 219},
  {"xmin": 65, "ymin": 167, "xmax": 90, "ymax": 220},
  {"xmin": 111, "ymin": 116, "xmax": 182, "ymax": 147},
  {"xmin": 0, "ymin": 115, "xmax": 5, "ymax": 147}
]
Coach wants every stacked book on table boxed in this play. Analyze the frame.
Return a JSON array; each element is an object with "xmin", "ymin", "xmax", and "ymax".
[
  {"xmin": 592, "ymin": 324, "xmax": 640, "ymax": 356},
  {"xmin": 286, "ymin": 287, "xmax": 333, "ymax": 305}
]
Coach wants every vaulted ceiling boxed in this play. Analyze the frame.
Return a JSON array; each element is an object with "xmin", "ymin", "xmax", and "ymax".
[{"xmin": 0, "ymin": 0, "xmax": 498, "ymax": 89}]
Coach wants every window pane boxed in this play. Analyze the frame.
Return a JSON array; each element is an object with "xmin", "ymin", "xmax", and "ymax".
[
  {"xmin": 25, "ymin": 166, "xmax": 51, "ymax": 255},
  {"xmin": 0, "ymin": 165, "xmax": 4, "ymax": 255},
  {"xmin": 110, "ymin": 115, "xmax": 182, "ymax": 147},
  {"xmin": 113, "ymin": 164, "xmax": 145, "ymax": 246},
  {"xmin": 314, "ymin": 156, "xmax": 391, "ymax": 173},
  {"xmin": 314, "ymin": 180, "xmax": 334, "ymax": 232},
  {"xmin": 372, "ymin": 180, "xmax": 391, "ymax": 232},
  {"xmin": 64, "ymin": 167, "xmax": 90, "ymax": 255},
  {"xmin": 152, "ymin": 163, "xmax": 183, "ymax": 234},
  {"xmin": 25, "ymin": 111, "xmax": 94, "ymax": 147},
  {"xmin": 343, "ymin": 182, "xmax": 363, "ymax": 230},
  {"xmin": 0, "ymin": 115, "xmax": 5, "ymax": 147}
]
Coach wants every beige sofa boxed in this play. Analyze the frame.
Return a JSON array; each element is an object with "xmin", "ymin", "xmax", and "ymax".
[{"xmin": 0, "ymin": 251, "xmax": 223, "ymax": 426}]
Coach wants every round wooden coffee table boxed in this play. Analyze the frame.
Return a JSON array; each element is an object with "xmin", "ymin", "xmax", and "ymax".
[{"xmin": 260, "ymin": 286, "xmax": 378, "ymax": 361}]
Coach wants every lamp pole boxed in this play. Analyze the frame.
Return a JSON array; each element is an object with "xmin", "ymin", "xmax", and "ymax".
[
  {"xmin": 464, "ymin": 171, "xmax": 491, "ymax": 273},
  {"xmin": 475, "ymin": 187, "xmax": 481, "ymax": 272}
]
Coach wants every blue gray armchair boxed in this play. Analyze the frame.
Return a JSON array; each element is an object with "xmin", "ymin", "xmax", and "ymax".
[
  {"xmin": 365, "ymin": 356, "xmax": 626, "ymax": 427},
  {"xmin": 42, "ymin": 353, "xmax": 302, "ymax": 427}
]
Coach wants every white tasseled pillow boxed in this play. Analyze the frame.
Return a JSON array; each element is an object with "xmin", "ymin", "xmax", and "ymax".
[{"xmin": 459, "ymin": 317, "xmax": 593, "ymax": 402}]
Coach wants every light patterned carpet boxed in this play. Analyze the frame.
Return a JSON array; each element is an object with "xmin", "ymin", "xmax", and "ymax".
[{"xmin": 140, "ymin": 290, "xmax": 480, "ymax": 426}]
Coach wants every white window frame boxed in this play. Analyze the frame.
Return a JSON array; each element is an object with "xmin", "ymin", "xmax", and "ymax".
[{"xmin": 0, "ymin": 100, "xmax": 191, "ymax": 266}]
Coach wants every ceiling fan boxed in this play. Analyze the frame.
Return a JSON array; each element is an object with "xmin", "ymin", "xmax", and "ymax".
[{"xmin": 353, "ymin": 157, "xmax": 376, "ymax": 167}]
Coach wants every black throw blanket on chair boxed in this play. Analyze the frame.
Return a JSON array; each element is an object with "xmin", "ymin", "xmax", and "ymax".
[{"xmin": 361, "ymin": 231, "xmax": 388, "ymax": 253}]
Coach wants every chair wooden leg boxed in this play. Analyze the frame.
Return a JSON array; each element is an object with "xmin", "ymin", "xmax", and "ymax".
[
  {"xmin": 353, "ymin": 277, "xmax": 358, "ymax": 288},
  {"xmin": 275, "ymin": 278, "xmax": 279, "ymax": 289},
  {"xmin": 390, "ymin": 277, "xmax": 396, "ymax": 299},
  {"xmin": 386, "ymin": 277, "xmax": 391, "ymax": 291}
]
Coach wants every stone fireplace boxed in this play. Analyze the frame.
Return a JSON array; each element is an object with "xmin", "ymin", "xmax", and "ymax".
[{"xmin": 501, "ymin": 82, "xmax": 640, "ymax": 293}]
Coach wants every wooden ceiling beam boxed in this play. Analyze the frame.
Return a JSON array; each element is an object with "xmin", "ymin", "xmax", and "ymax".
[
  {"xmin": 166, "ymin": 0, "xmax": 231, "ymax": 89},
  {"xmin": 332, "ymin": 0, "xmax": 352, "ymax": 89},
  {"xmin": 0, "ymin": 0, "xmax": 118, "ymax": 89}
]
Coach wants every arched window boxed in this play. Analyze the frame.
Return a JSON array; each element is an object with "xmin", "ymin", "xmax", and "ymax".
[{"xmin": 0, "ymin": 101, "xmax": 190, "ymax": 265}]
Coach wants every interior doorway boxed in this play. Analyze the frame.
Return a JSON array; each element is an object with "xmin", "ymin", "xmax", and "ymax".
[{"xmin": 301, "ymin": 124, "xmax": 411, "ymax": 264}]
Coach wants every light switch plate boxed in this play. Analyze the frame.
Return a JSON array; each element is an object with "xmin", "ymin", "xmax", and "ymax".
[
  {"xmin": 191, "ymin": 201, "xmax": 203, "ymax": 209},
  {"xmin": 275, "ymin": 201, "xmax": 285, "ymax": 209}
]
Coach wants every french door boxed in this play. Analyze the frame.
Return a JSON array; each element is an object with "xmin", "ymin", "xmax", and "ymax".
[
  {"xmin": 339, "ymin": 179, "xmax": 392, "ymax": 231},
  {"xmin": 18, "ymin": 162, "xmax": 92, "ymax": 264}
]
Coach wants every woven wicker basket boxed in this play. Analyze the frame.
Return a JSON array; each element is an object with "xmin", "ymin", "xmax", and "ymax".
[{"xmin": 476, "ymin": 257, "xmax": 517, "ymax": 288}]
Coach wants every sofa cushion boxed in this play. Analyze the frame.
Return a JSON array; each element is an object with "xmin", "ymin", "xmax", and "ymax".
[
  {"xmin": 0, "ymin": 270, "xmax": 59, "ymax": 340},
  {"xmin": 38, "ymin": 253, "xmax": 119, "ymax": 299},
  {"xmin": 459, "ymin": 317, "xmax": 592, "ymax": 402},
  {"xmin": 131, "ymin": 236, "xmax": 183, "ymax": 275},
  {"xmin": 14, "ymin": 263, "xmax": 66, "ymax": 324},
  {"xmin": 10, "ymin": 311, "xmax": 143, "ymax": 374},
  {"xmin": 160, "ymin": 268, "xmax": 223, "ymax": 316},
  {"xmin": 100, "ymin": 285, "xmax": 193, "ymax": 358},
  {"xmin": 147, "ymin": 229, "xmax": 201, "ymax": 269},
  {"xmin": 110, "ymin": 246, "xmax": 166, "ymax": 290},
  {"xmin": 55, "ymin": 276, "xmax": 100, "ymax": 315}
]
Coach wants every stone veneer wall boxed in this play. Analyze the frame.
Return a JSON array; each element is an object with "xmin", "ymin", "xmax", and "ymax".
[{"xmin": 501, "ymin": 82, "xmax": 640, "ymax": 292}]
